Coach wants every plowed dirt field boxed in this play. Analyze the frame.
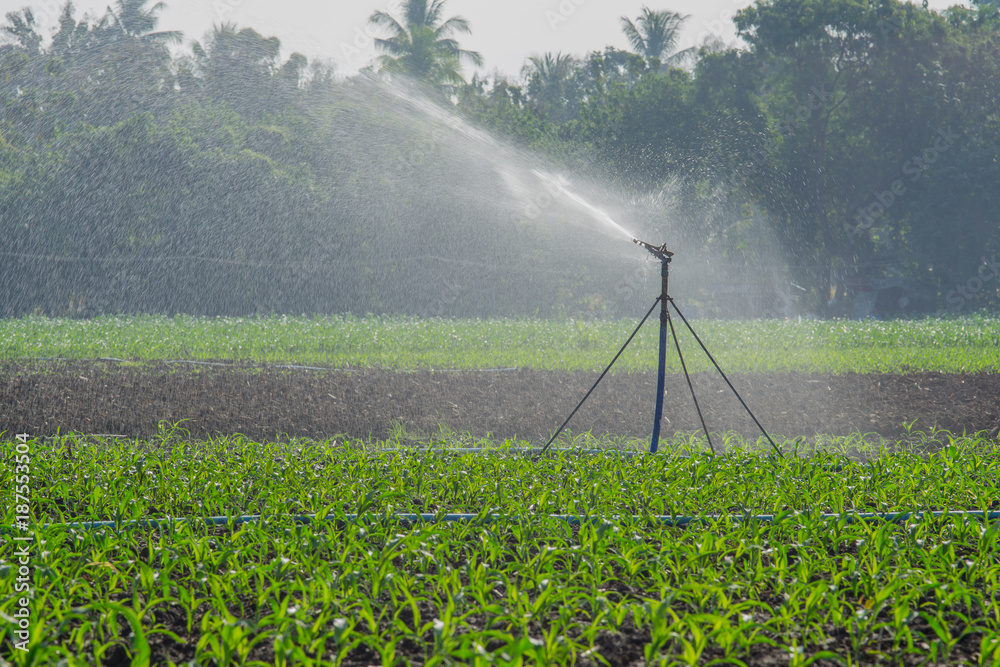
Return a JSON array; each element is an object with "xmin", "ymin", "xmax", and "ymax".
[{"xmin": 3, "ymin": 361, "xmax": 998, "ymax": 442}]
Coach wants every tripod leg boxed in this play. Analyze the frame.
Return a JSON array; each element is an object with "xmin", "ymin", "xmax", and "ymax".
[
  {"xmin": 539, "ymin": 298, "xmax": 660, "ymax": 456},
  {"xmin": 666, "ymin": 309, "xmax": 715, "ymax": 455},
  {"xmin": 668, "ymin": 299, "xmax": 782, "ymax": 457}
]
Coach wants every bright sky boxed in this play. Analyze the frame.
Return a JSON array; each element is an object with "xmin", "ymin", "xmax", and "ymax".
[{"xmin": 6, "ymin": 0, "xmax": 967, "ymax": 77}]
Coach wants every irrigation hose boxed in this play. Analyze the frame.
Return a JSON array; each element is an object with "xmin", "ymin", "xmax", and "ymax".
[
  {"xmin": 376, "ymin": 448, "xmax": 656, "ymax": 456},
  {"xmin": 28, "ymin": 510, "xmax": 1000, "ymax": 531}
]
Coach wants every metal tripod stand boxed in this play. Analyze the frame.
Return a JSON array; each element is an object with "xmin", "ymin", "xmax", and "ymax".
[{"xmin": 540, "ymin": 239, "xmax": 779, "ymax": 456}]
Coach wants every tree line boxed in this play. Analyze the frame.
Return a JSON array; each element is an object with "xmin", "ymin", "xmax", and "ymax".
[{"xmin": 1, "ymin": 0, "xmax": 998, "ymax": 318}]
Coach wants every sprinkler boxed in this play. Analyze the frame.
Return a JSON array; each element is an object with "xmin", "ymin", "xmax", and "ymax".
[
  {"xmin": 540, "ymin": 238, "xmax": 780, "ymax": 457},
  {"xmin": 631, "ymin": 237, "xmax": 674, "ymax": 262}
]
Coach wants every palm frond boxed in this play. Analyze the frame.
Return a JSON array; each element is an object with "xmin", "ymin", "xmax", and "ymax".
[
  {"xmin": 374, "ymin": 36, "xmax": 409, "ymax": 56},
  {"xmin": 146, "ymin": 29, "xmax": 183, "ymax": 45},
  {"xmin": 436, "ymin": 15, "xmax": 472, "ymax": 37},
  {"xmin": 368, "ymin": 10, "xmax": 406, "ymax": 37},
  {"xmin": 456, "ymin": 46, "xmax": 483, "ymax": 68},
  {"xmin": 426, "ymin": 0, "xmax": 448, "ymax": 26},
  {"xmin": 662, "ymin": 46, "xmax": 696, "ymax": 68},
  {"xmin": 621, "ymin": 7, "xmax": 690, "ymax": 61},
  {"xmin": 405, "ymin": 0, "xmax": 430, "ymax": 27},
  {"xmin": 369, "ymin": 0, "xmax": 480, "ymax": 88},
  {"xmin": 620, "ymin": 17, "xmax": 646, "ymax": 53}
]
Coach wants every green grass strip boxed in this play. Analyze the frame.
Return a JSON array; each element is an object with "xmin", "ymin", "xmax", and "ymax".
[{"xmin": 3, "ymin": 313, "xmax": 1000, "ymax": 373}]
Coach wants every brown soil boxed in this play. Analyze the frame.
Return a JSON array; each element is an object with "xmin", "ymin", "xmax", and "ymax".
[{"xmin": 3, "ymin": 360, "xmax": 999, "ymax": 442}]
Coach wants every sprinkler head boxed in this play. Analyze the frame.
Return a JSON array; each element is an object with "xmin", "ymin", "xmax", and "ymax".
[{"xmin": 632, "ymin": 238, "xmax": 674, "ymax": 262}]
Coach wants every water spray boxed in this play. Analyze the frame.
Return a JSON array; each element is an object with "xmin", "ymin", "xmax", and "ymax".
[
  {"xmin": 379, "ymin": 83, "xmax": 774, "ymax": 454},
  {"xmin": 541, "ymin": 238, "xmax": 780, "ymax": 457}
]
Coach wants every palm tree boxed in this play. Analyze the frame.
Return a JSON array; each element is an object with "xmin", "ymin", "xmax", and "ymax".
[
  {"xmin": 1, "ymin": 9, "xmax": 42, "ymax": 54},
  {"xmin": 368, "ymin": 0, "xmax": 483, "ymax": 89},
  {"xmin": 189, "ymin": 23, "xmax": 283, "ymax": 114},
  {"xmin": 522, "ymin": 52, "xmax": 576, "ymax": 118},
  {"xmin": 107, "ymin": 0, "xmax": 182, "ymax": 44},
  {"xmin": 620, "ymin": 7, "xmax": 693, "ymax": 68},
  {"xmin": 523, "ymin": 52, "xmax": 575, "ymax": 84}
]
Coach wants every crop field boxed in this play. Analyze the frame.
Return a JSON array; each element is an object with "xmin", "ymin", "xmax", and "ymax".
[
  {"xmin": 3, "ymin": 314, "xmax": 1000, "ymax": 374},
  {"xmin": 1, "ymin": 430, "xmax": 999, "ymax": 666},
  {"xmin": 3, "ymin": 314, "xmax": 1000, "ymax": 666}
]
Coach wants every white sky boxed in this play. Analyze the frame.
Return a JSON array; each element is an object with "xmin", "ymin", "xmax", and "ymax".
[{"xmin": 4, "ymin": 0, "xmax": 968, "ymax": 78}]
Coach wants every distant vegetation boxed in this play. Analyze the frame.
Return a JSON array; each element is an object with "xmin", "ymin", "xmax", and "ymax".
[
  {"xmin": 1, "ymin": 0, "xmax": 998, "ymax": 317},
  {"xmin": 3, "ymin": 430, "xmax": 1000, "ymax": 664},
  {"xmin": 4, "ymin": 314, "xmax": 1000, "ymax": 374}
]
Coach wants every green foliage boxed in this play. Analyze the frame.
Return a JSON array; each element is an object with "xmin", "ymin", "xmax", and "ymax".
[
  {"xmin": 572, "ymin": 67, "xmax": 698, "ymax": 188},
  {"xmin": 0, "ymin": 103, "xmax": 327, "ymax": 316},
  {"xmin": 3, "ymin": 314, "xmax": 1000, "ymax": 373},
  {"xmin": 1, "ymin": 431, "xmax": 998, "ymax": 664},
  {"xmin": 2, "ymin": 0, "xmax": 1000, "ymax": 318},
  {"xmin": 368, "ymin": 0, "xmax": 482, "ymax": 92},
  {"xmin": 619, "ymin": 7, "xmax": 694, "ymax": 67}
]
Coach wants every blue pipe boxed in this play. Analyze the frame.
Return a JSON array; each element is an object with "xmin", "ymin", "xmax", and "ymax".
[
  {"xmin": 650, "ymin": 320, "xmax": 667, "ymax": 454},
  {"xmin": 376, "ymin": 448, "xmax": 655, "ymax": 456},
  {"xmin": 35, "ymin": 510, "xmax": 1000, "ymax": 531},
  {"xmin": 650, "ymin": 258, "xmax": 671, "ymax": 454}
]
